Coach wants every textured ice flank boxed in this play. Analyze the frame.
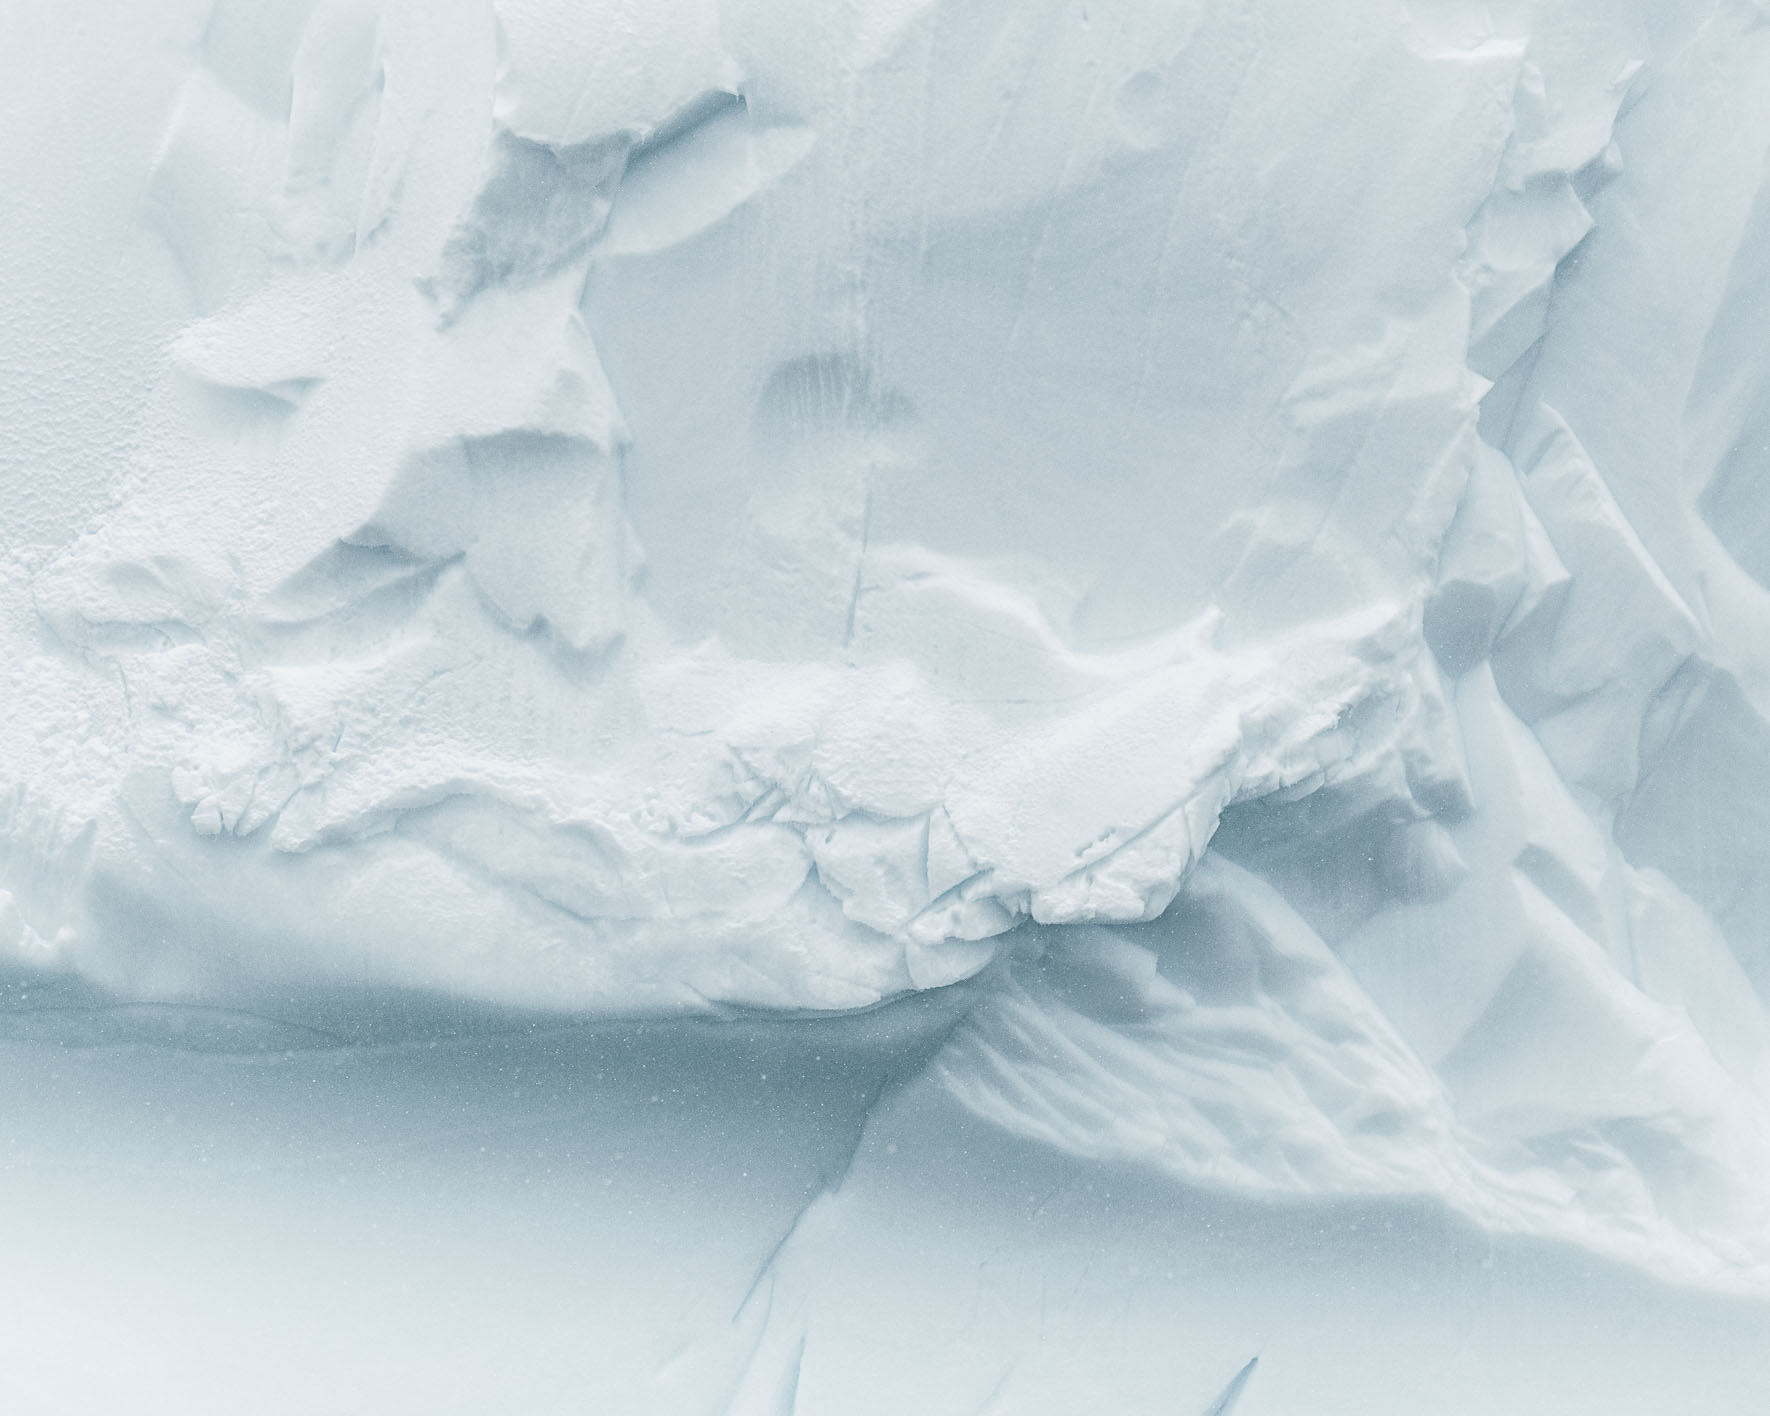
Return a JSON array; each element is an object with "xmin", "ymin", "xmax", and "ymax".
[{"xmin": 6, "ymin": 0, "xmax": 1770, "ymax": 1295}]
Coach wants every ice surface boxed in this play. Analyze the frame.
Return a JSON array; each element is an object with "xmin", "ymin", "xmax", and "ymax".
[{"xmin": 5, "ymin": 0, "xmax": 1770, "ymax": 1409}]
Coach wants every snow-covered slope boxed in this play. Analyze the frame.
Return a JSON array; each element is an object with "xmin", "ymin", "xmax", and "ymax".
[{"xmin": 8, "ymin": 0, "xmax": 1770, "ymax": 1397}]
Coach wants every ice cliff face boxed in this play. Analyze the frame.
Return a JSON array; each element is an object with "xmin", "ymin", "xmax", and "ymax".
[{"xmin": 7, "ymin": 0, "xmax": 1770, "ymax": 1293}]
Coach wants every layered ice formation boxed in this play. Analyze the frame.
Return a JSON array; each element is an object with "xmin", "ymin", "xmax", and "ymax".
[{"xmin": 8, "ymin": 0, "xmax": 1770, "ymax": 1406}]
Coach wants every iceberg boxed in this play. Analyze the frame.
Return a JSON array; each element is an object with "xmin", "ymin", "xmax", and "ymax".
[{"xmin": 5, "ymin": 0, "xmax": 1770, "ymax": 1409}]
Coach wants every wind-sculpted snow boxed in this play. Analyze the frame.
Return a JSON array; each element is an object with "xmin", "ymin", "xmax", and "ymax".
[{"xmin": 9, "ymin": 0, "xmax": 1770, "ymax": 1319}]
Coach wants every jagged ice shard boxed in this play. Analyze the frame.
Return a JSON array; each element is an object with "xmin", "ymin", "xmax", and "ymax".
[{"xmin": 5, "ymin": 0, "xmax": 1770, "ymax": 1410}]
